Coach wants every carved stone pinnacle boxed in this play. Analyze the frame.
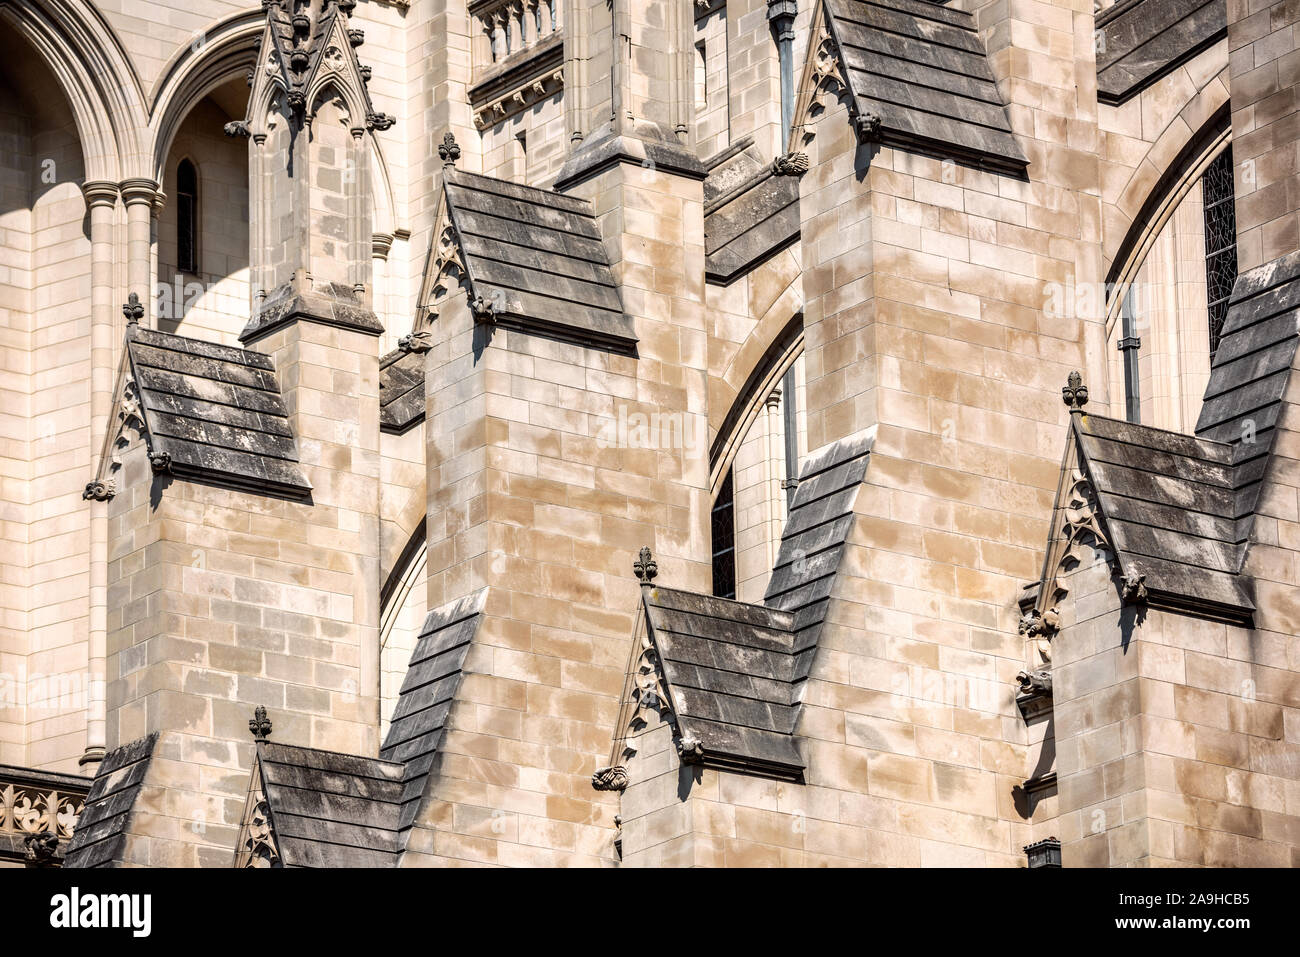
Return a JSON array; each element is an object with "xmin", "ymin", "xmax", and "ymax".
[
  {"xmin": 633, "ymin": 546, "xmax": 657, "ymax": 583},
  {"xmin": 1063, "ymin": 370, "xmax": 1089, "ymax": 413}
]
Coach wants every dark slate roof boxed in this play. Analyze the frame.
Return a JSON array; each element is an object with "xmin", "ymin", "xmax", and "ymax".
[
  {"xmin": 1074, "ymin": 414, "xmax": 1253, "ymax": 618},
  {"xmin": 256, "ymin": 742, "xmax": 406, "ymax": 868},
  {"xmin": 63, "ymin": 733, "xmax": 158, "ymax": 869},
  {"xmin": 380, "ymin": 588, "xmax": 484, "ymax": 830},
  {"xmin": 1096, "ymin": 0, "xmax": 1225, "ymax": 105},
  {"xmin": 822, "ymin": 0, "xmax": 1027, "ymax": 173},
  {"xmin": 441, "ymin": 168, "xmax": 635, "ymax": 348},
  {"xmin": 126, "ymin": 327, "xmax": 312, "ymax": 496},
  {"xmin": 631, "ymin": 430, "xmax": 874, "ymax": 781},
  {"xmin": 642, "ymin": 586, "xmax": 805, "ymax": 780},
  {"xmin": 765, "ymin": 429, "xmax": 875, "ymax": 659},
  {"xmin": 380, "ymin": 347, "xmax": 425, "ymax": 433},
  {"xmin": 704, "ymin": 142, "xmax": 801, "ymax": 285},
  {"xmin": 1195, "ymin": 248, "xmax": 1300, "ymax": 532}
]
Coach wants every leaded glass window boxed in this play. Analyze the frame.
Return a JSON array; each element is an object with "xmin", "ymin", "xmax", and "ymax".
[
  {"xmin": 1202, "ymin": 146, "xmax": 1237, "ymax": 356},
  {"xmin": 711, "ymin": 468, "xmax": 735, "ymax": 599}
]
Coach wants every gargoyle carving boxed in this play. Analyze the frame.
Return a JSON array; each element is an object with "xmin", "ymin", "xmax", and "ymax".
[{"xmin": 591, "ymin": 766, "xmax": 629, "ymax": 792}]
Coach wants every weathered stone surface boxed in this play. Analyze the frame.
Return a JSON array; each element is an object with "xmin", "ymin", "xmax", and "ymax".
[
  {"xmin": 824, "ymin": 0, "xmax": 1028, "ymax": 172},
  {"xmin": 127, "ymin": 327, "xmax": 312, "ymax": 496},
  {"xmin": 63, "ymin": 734, "xmax": 158, "ymax": 869},
  {"xmin": 1096, "ymin": 0, "xmax": 1226, "ymax": 104},
  {"xmin": 442, "ymin": 169, "xmax": 636, "ymax": 348}
]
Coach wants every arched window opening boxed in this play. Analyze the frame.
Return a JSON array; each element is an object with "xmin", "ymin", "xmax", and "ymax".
[
  {"xmin": 711, "ymin": 468, "xmax": 736, "ymax": 599},
  {"xmin": 1106, "ymin": 138, "xmax": 1237, "ymax": 433},
  {"xmin": 176, "ymin": 158, "xmax": 198, "ymax": 274}
]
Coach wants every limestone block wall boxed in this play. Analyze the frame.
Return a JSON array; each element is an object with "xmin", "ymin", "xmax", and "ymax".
[
  {"xmin": 478, "ymin": 91, "xmax": 572, "ymax": 189},
  {"xmin": 1227, "ymin": 0, "xmax": 1300, "ymax": 269},
  {"xmin": 1053, "ymin": 549, "xmax": 1300, "ymax": 866},
  {"xmin": 0, "ymin": 51, "xmax": 93, "ymax": 772}
]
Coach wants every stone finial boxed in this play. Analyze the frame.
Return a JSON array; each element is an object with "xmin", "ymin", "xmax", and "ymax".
[
  {"xmin": 633, "ymin": 546, "xmax": 657, "ymax": 583},
  {"xmin": 122, "ymin": 292, "xmax": 144, "ymax": 325},
  {"xmin": 438, "ymin": 131, "xmax": 461, "ymax": 169},
  {"xmin": 1062, "ymin": 370, "xmax": 1089, "ymax": 413},
  {"xmin": 249, "ymin": 705, "xmax": 272, "ymax": 743}
]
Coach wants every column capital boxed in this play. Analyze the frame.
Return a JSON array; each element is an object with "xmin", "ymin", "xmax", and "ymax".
[
  {"xmin": 81, "ymin": 180, "xmax": 119, "ymax": 208},
  {"xmin": 371, "ymin": 232, "xmax": 394, "ymax": 259},
  {"xmin": 119, "ymin": 177, "xmax": 162, "ymax": 206}
]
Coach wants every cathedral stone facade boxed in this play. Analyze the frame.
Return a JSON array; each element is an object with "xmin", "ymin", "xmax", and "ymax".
[{"xmin": 1, "ymin": 0, "xmax": 1299, "ymax": 867}]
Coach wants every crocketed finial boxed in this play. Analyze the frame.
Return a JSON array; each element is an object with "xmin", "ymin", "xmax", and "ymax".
[
  {"xmin": 438, "ymin": 131, "xmax": 461, "ymax": 169},
  {"xmin": 1062, "ymin": 370, "xmax": 1088, "ymax": 413},
  {"xmin": 122, "ymin": 292, "xmax": 143, "ymax": 325},
  {"xmin": 249, "ymin": 705, "xmax": 272, "ymax": 744},
  {"xmin": 633, "ymin": 546, "xmax": 657, "ymax": 583}
]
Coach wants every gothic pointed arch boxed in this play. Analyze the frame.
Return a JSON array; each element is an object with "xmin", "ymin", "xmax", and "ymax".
[
  {"xmin": 147, "ymin": 8, "xmax": 264, "ymax": 183},
  {"xmin": 0, "ymin": 0, "xmax": 149, "ymax": 181}
]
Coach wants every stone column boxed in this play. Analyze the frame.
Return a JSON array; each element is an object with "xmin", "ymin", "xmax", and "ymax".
[
  {"xmin": 119, "ymin": 178, "xmax": 161, "ymax": 326},
  {"xmin": 79, "ymin": 180, "xmax": 119, "ymax": 769}
]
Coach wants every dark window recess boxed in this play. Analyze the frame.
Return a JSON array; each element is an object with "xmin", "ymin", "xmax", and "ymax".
[
  {"xmin": 1202, "ymin": 146, "xmax": 1237, "ymax": 357},
  {"xmin": 711, "ymin": 468, "xmax": 736, "ymax": 600},
  {"xmin": 177, "ymin": 159, "xmax": 198, "ymax": 274}
]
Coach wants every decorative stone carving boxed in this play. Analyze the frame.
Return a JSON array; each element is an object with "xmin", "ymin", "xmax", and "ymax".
[
  {"xmin": 224, "ymin": 120, "xmax": 251, "ymax": 138},
  {"xmin": 240, "ymin": 794, "xmax": 281, "ymax": 868},
  {"xmin": 1015, "ymin": 670, "xmax": 1053, "ymax": 696},
  {"xmin": 249, "ymin": 705, "xmax": 273, "ymax": 743},
  {"xmin": 772, "ymin": 152, "xmax": 811, "ymax": 176},
  {"xmin": 633, "ymin": 546, "xmax": 657, "ymax": 582},
  {"xmin": 591, "ymin": 765, "xmax": 628, "ymax": 792},
  {"xmin": 438, "ymin": 131, "xmax": 461, "ymax": 169},
  {"xmin": 23, "ymin": 831, "xmax": 60, "ymax": 867},
  {"xmin": 83, "ymin": 479, "xmax": 115, "ymax": 502},
  {"xmin": 148, "ymin": 450, "xmax": 173, "ymax": 475},
  {"xmin": 367, "ymin": 111, "xmax": 396, "ymax": 131},
  {"xmin": 1062, "ymin": 369, "xmax": 1089, "ymax": 412},
  {"xmin": 469, "ymin": 294, "xmax": 497, "ymax": 322},
  {"xmin": 676, "ymin": 736, "xmax": 704, "ymax": 764},
  {"xmin": 398, "ymin": 330, "xmax": 433, "ymax": 354},
  {"xmin": 122, "ymin": 292, "xmax": 144, "ymax": 325},
  {"xmin": 1121, "ymin": 570, "xmax": 1148, "ymax": 604},
  {"xmin": 0, "ymin": 776, "xmax": 85, "ymax": 843},
  {"xmin": 1017, "ymin": 607, "xmax": 1059, "ymax": 640},
  {"xmin": 854, "ymin": 111, "xmax": 883, "ymax": 142}
]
